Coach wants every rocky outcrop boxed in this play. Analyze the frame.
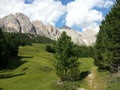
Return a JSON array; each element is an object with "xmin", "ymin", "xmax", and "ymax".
[
  {"xmin": 46, "ymin": 24, "xmax": 60, "ymax": 40},
  {"xmin": 81, "ymin": 29, "xmax": 97, "ymax": 45},
  {"xmin": 0, "ymin": 14, "xmax": 20, "ymax": 32},
  {"xmin": 59, "ymin": 26, "xmax": 97, "ymax": 45},
  {"xmin": 59, "ymin": 27, "xmax": 85, "ymax": 45},
  {"xmin": 0, "ymin": 13, "xmax": 97, "ymax": 46},
  {"xmin": 15, "ymin": 13, "xmax": 36, "ymax": 34},
  {"xmin": 32, "ymin": 20, "xmax": 47, "ymax": 35},
  {"xmin": 33, "ymin": 21, "xmax": 60, "ymax": 40},
  {"xmin": 0, "ymin": 13, "xmax": 36, "ymax": 34}
]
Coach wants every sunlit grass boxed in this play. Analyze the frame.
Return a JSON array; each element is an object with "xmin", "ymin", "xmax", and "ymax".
[{"xmin": 0, "ymin": 43, "xmax": 110, "ymax": 90}]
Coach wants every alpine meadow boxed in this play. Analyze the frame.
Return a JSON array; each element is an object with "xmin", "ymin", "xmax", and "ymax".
[{"xmin": 0, "ymin": 0, "xmax": 120, "ymax": 90}]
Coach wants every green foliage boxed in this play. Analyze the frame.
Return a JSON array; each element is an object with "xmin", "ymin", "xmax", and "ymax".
[
  {"xmin": 0, "ymin": 43, "xmax": 104, "ymax": 90},
  {"xmin": 4, "ymin": 33, "xmax": 19, "ymax": 57},
  {"xmin": 0, "ymin": 28, "xmax": 9, "ymax": 69},
  {"xmin": 55, "ymin": 32, "xmax": 80, "ymax": 81},
  {"xmin": 74, "ymin": 45, "xmax": 93, "ymax": 58},
  {"xmin": 3, "ymin": 32, "xmax": 55, "ymax": 57},
  {"xmin": 55, "ymin": 81, "xmax": 80, "ymax": 90},
  {"xmin": 94, "ymin": 0, "xmax": 120, "ymax": 72},
  {"xmin": 106, "ymin": 74, "xmax": 120, "ymax": 90},
  {"xmin": 0, "ymin": 28, "xmax": 55, "ymax": 69},
  {"xmin": 4, "ymin": 32, "xmax": 55, "ymax": 46},
  {"xmin": 45, "ymin": 44, "xmax": 55, "ymax": 53}
]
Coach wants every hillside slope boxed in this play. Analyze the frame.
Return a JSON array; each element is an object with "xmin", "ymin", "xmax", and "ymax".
[{"xmin": 0, "ymin": 44, "xmax": 102, "ymax": 90}]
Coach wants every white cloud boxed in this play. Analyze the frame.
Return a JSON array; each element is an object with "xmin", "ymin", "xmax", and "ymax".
[
  {"xmin": 0, "ymin": 0, "xmax": 65, "ymax": 26},
  {"xmin": 0, "ymin": 0, "xmax": 114, "ymax": 32},
  {"xmin": 65, "ymin": 0, "xmax": 113, "ymax": 32}
]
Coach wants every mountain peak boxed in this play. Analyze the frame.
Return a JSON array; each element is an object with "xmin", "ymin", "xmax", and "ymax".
[
  {"xmin": 60, "ymin": 26, "xmax": 71, "ymax": 29},
  {"xmin": 0, "ymin": 13, "xmax": 97, "ymax": 46}
]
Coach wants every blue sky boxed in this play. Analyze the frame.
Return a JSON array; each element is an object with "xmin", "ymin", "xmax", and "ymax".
[
  {"xmin": 56, "ymin": 0, "xmax": 115, "ymax": 32},
  {"xmin": 0, "ymin": 0, "xmax": 115, "ymax": 32}
]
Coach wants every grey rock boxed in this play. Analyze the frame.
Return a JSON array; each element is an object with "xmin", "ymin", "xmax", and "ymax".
[
  {"xmin": 32, "ymin": 20, "xmax": 48, "ymax": 36},
  {"xmin": 0, "ymin": 13, "xmax": 97, "ymax": 46},
  {"xmin": 59, "ymin": 28, "xmax": 97, "ymax": 46},
  {"xmin": 0, "ymin": 13, "xmax": 36, "ymax": 34},
  {"xmin": 60, "ymin": 26, "xmax": 71, "ymax": 29},
  {"xmin": 46, "ymin": 24, "xmax": 60, "ymax": 40},
  {"xmin": 59, "ymin": 28, "xmax": 85, "ymax": 45},
  {"xmin": 81, "ymin": 29, "xmax": 97, "ymax": 46},
  {"xmin": 15, "ymin": 13, "xmax": 36, "ymax": 34},
  {"xmin": 33, "ymin": 21, "xmax": 60, "ymax": 40},
  {"xmin": 0, "ymin": 14, "xmax": 20, "ymax": 32}
]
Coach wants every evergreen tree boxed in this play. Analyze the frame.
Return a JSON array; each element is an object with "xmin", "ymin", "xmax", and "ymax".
[
  {"xmin": 109, "ymin": 0, "xmax": 120, "ymax": 72},
  {"xmin": 94, "ymin": 0, "xmax": 120, "ymax": 72},
  {"xmin": 0, "ymin": 28, "xmax": 8, "ymax": 68},
  {"xmin": 55, "ymin": 32, "xmax": 80, "ymax": 81},
  {"xmin": 94, "ymin": 20, "xmax": 112, "ymax": 70}
]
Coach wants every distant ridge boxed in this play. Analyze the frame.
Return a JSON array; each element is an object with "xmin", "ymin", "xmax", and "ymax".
[
  {"xmin": 0, "ymin": 13, "xmax": 97, "ymax": 46},
  {"xmin": 60, "ymin": 26, "xmax": 71, "ymax": 29}
]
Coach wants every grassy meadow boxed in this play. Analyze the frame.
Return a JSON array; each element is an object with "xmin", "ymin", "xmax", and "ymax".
[{"xmin": 0, "ymin": 44, "xmax": 118, "ymax": 90}]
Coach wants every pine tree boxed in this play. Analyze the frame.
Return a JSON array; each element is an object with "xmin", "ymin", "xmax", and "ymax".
[
  {"xmin": 109, "ymin": 0, "xmax": 120, "ymax": 72},
  {"xmin": 55, "ymin": 32, "xmax": 80, "ymax": 81},
  {"xmin": 0, "ymin": 28, "xmax": 8, "ymax": 69},
  {"xmin": 94, "ymin": 20, "xmax": 112, "ymax": 70},
  {"xmin": 94, "ymin": 0, "xmax": 120, "ymax": 72}
]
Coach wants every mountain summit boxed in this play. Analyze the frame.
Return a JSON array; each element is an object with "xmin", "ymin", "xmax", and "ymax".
[{"xmin": 0, "ymin": 13, "xmax": 97, "ymax": 46}]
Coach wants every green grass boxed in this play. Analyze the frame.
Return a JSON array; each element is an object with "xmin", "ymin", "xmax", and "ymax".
[
  {"xmin": 79, "ymin": 58, "xmax": 95, "ymax": 72},
  {"xmin": 0, "ymin": 43, "xmax": 114, "ymax": 90},
  {"xmin": 0, "ymin": 44, "xmax": 58, "ymax": 90}
]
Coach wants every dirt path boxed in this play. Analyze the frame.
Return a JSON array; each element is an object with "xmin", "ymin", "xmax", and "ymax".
[{"xmin": 87, "ymin": 67, "xmax": 100, "ymax": 90}]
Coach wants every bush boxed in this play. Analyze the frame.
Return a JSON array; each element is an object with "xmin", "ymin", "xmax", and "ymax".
[{"xmin": 46, "ymin": 44, "xmax": 55, "ymax": 53}]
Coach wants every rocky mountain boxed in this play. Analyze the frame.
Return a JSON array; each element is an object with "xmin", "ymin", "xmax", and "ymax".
[
  {"xmin": 0, "ymin": 13, "xmax": 97, "ymax": 46},
  {"xmin": 81, "ymin": 29, "xmax": 97, "ymax": 45},
  {"xmin": 32, "ymin": 21, "xmax": 60, "ymax": 40},
  {"xmin": 59, "ymin": 27, "xmax": 85, "ymax": 45},
  {"xmin": 59, "ymin": 27, "xmax": 97, "ymax": 45},
  {"xmin": 0, "ymin": 13, "xmax": 36, "ymax": 34}
]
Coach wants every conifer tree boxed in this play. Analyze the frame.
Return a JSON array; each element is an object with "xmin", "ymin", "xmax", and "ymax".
[
  {"xmin": 0, "ymin": 28, "xmax": 8, "ymax": 68},
  {"xmin": 55, "ymin": 32, "xmax": 80, "ymax": 81},
  {"xmin": 94, "ymin": 0, "xmax": 120, "ymax": 72}
]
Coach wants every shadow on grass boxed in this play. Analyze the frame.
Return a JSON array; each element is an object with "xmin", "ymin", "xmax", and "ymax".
[
  {"xmin": 6, "ymin": 56, "xmax": 33, "ymax": 70},
  {"xmin": 0, "ymin": 88, "xmax": 2, "ymax": 90},
  {"xmin": 0, "ymin": 73, "xmax": 25, "ymax": 79},
  {"xmin": 79, "ymin": 71, "xmax": 90, "ymax": 80}
]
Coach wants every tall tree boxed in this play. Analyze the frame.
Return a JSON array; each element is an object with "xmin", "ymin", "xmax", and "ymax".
[
  {"xmin": 55, "ymin": 32, "xmax": 80, "ymax": 81},
  {"xmin": 0, "ymin": 28, "xmax": 8, "ymax": 68},
  {"xmin": 94, "ymin": 0, "xmax": 120, "ymax": 72}
]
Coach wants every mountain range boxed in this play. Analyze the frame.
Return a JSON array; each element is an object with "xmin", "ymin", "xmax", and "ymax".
[{"xmin": 0, "ymin": 13, "xmax": 97, "ymax": 46}]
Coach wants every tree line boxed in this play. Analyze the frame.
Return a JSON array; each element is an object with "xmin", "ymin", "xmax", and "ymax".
[
  {"xmin": 0, "ymin": 0, "xmax": 119, "ymax": 82},
  {"xmin": 94, "ymin": 0, "xmax": 120, "ymax": 72},
  {"xmin": 0, "ymin": 29, "xmax": 55, "ymax": 69},
  {"xmin": 47, "ymin": 0, "xmax": 120, "ymax": 82}
]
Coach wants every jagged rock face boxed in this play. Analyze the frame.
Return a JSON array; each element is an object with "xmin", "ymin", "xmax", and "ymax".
[
  {"xmin": 60, "ymin": 26, "xmax": 71, "ymax": 29},
  {"xmin": 32, "ymin": 20, "xmax": 49, "ymax": 36},
  {"xmin": 46, "ymin": 24, "xmax": 60, "ymax": 40},
  {"xmin": 81, "ymin": 29, "xmax": 97, "ymax": 45},
  {"xmin": 0, "ymin": 14, "xmax": 20, "ymax": 32},
  {"xmin": 33, "ymin": 21, "xmax": 60, "ymax": 40},
  {"xmin": 0, "ymin": 13, "xmax": 36, "ymax": 34},
  {"xmin": 59, "ymin": 28, "xmax": 85, "ymax": 45},
  {"xmin": 15, "ymin": 13, "xmax": 36, "ymax": 34},
  {"xmin": 0, "ymin": 13, "xmax": 97, "ymax": 46},
  {"xmin": 59, "ymin": 27, "xmax": 97, "ymax": 46}
]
